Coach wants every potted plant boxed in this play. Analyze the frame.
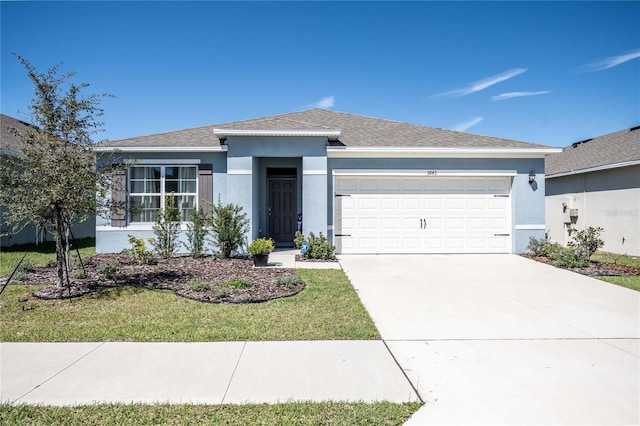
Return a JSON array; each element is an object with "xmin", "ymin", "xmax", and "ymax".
[{"xmin": 247, "ymin": 237, "xmax": 275, "ymax": 267}]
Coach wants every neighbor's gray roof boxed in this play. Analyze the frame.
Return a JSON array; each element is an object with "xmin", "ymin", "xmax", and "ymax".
[
  {"xmin": 545, "ymin": 126, "xmax": 640, "ymax": 176},
  {"xmin": 1, "ymin": 113, "xmax": 32, "ymax": 154},
  {"xmin": 101, "ymin": 109, "xmax": 552, "ymax": 149}
]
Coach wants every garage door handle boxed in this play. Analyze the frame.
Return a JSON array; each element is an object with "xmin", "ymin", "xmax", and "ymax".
[
  {"xmin": 494, "ymin": 233, "xmax": 510, "ymax": 237},
  {"xmin": 335, "ymin": 234, "xmax": 351, "ymax": 237},
  {"xmin": 335, "ymin": 194, "xmax": 351, "ymax": 197}
]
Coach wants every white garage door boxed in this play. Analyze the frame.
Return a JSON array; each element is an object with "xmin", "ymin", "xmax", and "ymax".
[{"xmin": 335, "ymin": 175, "xmax": 511, "ymax": 254}]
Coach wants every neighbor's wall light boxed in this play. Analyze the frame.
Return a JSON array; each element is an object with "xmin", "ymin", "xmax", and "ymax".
[{"xmin": 528, "ymin": 171, "xmax": 536, "ymax": 184}]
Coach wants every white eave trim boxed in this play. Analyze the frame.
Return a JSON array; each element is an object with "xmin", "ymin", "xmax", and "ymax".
[
  {"xmin": 546, "ymin": 159, "xmax": 640, "ymax": 178},
  {"xmin": 327, "ymin": 146, "xmax": 561, "ymax": 158},
  {"xmin": 213, "ymin": 128, "xmax": 341, "ymax": 141},
  {"xmin": 93, "ymin": 146, "xmax": 228, "ymax": 153}
]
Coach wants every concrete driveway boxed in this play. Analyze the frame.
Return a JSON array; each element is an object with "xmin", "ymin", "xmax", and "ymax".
[{"xmin": 339, "ymin": 254, "xmax": 640, "ymax": 425}]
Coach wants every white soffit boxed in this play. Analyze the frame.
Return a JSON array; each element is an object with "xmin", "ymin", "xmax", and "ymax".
[
  {"xmin": 327, "ymin": 146, "xmax": 561, "ymax": 158},
  {"xmin": 214, "ymin": 128, "xmax": 341, "ymax": 141}
]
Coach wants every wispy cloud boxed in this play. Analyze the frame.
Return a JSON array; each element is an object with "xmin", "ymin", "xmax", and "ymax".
[
  {"xmin": 492, "ymin": 90, "xmax": 551, "ymax": 101},
  {"xmin": 434, "ymin": 68, "xmax": 527, "ymax": 98},
  {"xmin": 452, "ymin": 116, "xmax": 484, "ymax": 132},
  {"xmin": 307, "ymin": 96, "xmax": 335, "ymax": 109},
  {"xmin": 581, "ymin": 48, "xmax": 640, "ymax": 72}
]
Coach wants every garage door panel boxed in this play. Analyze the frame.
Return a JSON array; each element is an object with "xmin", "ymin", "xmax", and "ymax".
[
  {"xmin": 381, "ymin": 217, "xmax": 401, "ymax": 229},
  {"xmin": 446, "ymin": 198, "xmax": 465, "ymax": 210},
  {"xmin": 381, "ymin": 197, "xmax": 400, "ymax": 209},
  {"xmin": 335, "ymin": 176, "xmax": 511, "ymax": 254}
]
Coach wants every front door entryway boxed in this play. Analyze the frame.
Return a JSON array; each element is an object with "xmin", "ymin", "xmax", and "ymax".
[{"xmin": 267, "ymin": 169, "xmax": 297, "ymax": 245}]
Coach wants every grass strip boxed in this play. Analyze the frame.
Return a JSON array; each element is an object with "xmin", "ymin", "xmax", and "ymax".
[{"xmin": 0, "ymin": 401, "xmax": 422, "ymax": 425}]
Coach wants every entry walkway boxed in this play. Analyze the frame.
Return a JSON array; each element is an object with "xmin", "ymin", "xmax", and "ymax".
[{"xmin": 1, "ymin": 341, "xmax": 419, "ymax": 405}]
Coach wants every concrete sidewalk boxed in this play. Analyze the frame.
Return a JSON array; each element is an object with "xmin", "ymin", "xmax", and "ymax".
[{"xmin": 1, "ymin": 341, "xmax": 420, "ymax": 406}]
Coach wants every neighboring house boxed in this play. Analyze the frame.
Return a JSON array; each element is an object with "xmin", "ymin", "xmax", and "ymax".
[
  {"xmin": 95, "ymin": 109, "xmax": 559, "ymax": 254},
  {"xmin": 545, "ymin": 126, "xmax": 640, "ymax": 256},
  {"xmin": 0, "ymin": 113, "xmax": 95, "ymax": 247}
]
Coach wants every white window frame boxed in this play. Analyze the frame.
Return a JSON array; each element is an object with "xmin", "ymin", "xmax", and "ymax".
[{"xmin": 128, "ymin": 165, "xmax": 198, "ymax": 223}]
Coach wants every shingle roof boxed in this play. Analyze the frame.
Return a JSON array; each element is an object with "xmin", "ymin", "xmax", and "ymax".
[
  {"xmin": 1, "ymin": 113, "xmax": 32, "ymax": 154},
  {"xmin": 101, "ymin": 108, "xmax": 552, "ymax": 149},
  {"xmin": 545, "ymin": 126, "xmax": 640, "ymax": 176}
]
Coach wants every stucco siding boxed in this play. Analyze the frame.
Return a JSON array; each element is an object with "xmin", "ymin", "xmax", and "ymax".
[
  {"xmin": 96, "ymin": 151, "xmax": 227, "ymax": 254},
  {"xmin": 226, "ymin": 136, "xmax": 327, "ymax": 158},
  {"xmin": 546, "ymin": 165, "xmax": 640, "ymax": 255}
]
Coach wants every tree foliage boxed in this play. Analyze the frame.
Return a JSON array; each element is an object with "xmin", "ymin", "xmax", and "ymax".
[{"xmin": 0, "ymin": 54, "xmax": 125, "ymax": 287}]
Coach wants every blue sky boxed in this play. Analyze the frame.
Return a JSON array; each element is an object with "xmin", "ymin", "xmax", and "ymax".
[{"xmin": 1, "ymin": 1, "xmax": 638, "ymax": 147}]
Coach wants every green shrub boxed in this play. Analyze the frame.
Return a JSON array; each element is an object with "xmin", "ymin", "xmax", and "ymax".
[
  {"xmin": 185, "ymin": 207, "xmax": 209, "ymax": 258},
  {"xmin": 152, "ymin": 193, "xmax": 182, "ymax": 258},
  {"xmin": 214, "ymin": 288, "xmax": 231, "ymax": 298},
  {"xmin": 97, "ymin": 260, "xmax": 119, "ymax": 280},
  {"xmin": 219, "ymin": 279, "xmax": 252, "ymax": 289},
  {"xmin": 73, "ymin": 270, "xmax": 87, "ymax": 279},
  {"xmin": 305, "ymin": 232, "xmax": 335, "ymax": 260},
  {"xmin": 19, "ymin": 259, "xmax": 35, "ymax": 273},
  {"xmin": 208, "ymin": 197, "xmax": 249, "ymax": 258},
  {"xmin": 527, "ymin": 234, "xmax": 551, "ymax": 257},
  {"xmin": 128, "ymin": 235, "xmax": 153, "ymax": 265},
  {"xmin": 247, "ymin": 238, "xmax": 275, "ymax": 255},
  {"xmin": 293, "ymin": 231, "xmax": 305, "ymax": 249},
  {"xmin": 277, "ymin": 274, "xmax": 303, "ymax": 288},
  {"xmin": 568, "ymin": 226, "xmax": 604, "ymax": 258},
  {"xmin": 552, "ymin": 245, "xmax": 589, "ymax": 268},
  {"xmin": 188, "ymin": 279, "xmax": 210, "ymax": 292}
]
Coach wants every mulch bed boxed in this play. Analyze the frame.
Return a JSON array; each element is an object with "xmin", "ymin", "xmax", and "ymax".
[
  {"xmin": 522, "ymin": 254, "xmax": 640, "ymax": 276},
  {"xmin": 6, "ymin": 254, "xmax": 305, "ymax": 303}
]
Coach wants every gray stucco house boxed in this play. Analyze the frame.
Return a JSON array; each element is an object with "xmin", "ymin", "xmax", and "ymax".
[
  {"xmin": 545, "ymin": 126, "xmax": 640, "ymax": 256},
  {"xmin": 95, "ymin": 109, "xmax": 559, "ymax": 254},
  {"xmin": 0, "ymin": 114, "xmax": 95, "ymax": 247}
]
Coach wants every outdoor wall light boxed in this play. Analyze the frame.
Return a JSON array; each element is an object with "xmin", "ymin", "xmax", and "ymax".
[{"xmin": 528, "ymin": 171, "xmax": 536, "ymax": 184}]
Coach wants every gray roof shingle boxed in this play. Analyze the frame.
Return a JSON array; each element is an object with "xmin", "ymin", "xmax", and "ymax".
[
  {"xmin": 101, "ymin": 108, "xmax": 552, "ymax": 149},
  {"xmin": 1, "ymin": 114, "xmax": 32, "ymax": 154},
  {"xmin": 545, "ymin": 126, "xmax": 640, "ymax": 176}
]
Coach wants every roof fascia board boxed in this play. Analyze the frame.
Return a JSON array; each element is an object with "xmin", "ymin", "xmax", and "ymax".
[
  {"xmin": 547, "ymin": 159, "xmax": 640, "ymax": 178},
  {"xmin": 327, "ymin": 147, "xmax": 561, "ymax": 158},
  {"xmin": 93, "ymin": 146, "xmax": 228, "ymax": 153},
  {"xmin": 214, "ymin": 128, "xmax": 341, "ymax": 141}
]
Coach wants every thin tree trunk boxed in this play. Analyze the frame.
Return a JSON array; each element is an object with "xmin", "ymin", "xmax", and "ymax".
[{"xmin": 54, "ymin": 202, "xmax": 67, "ymax": 288}]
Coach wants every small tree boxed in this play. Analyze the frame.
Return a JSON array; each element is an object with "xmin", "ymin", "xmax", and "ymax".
[
  {"xmin": 152, "ymin": 193, "xmax": 181, "ymax": 258},
  {"xmin": 208, "ymin": 198, "xmax": 249, "ymax": 258},
  {"xmin": 185, "ymin": 206, "xmax": 209, "ymax": 258},
  {"xmin": 568, "ymin": 226, "xmax": 604, "ymax": 259},
  {"xmin": 0, "ymin": 54, "xmax": 125, "ymax": 288}
]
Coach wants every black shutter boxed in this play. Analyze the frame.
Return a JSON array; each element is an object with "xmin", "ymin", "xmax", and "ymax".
[{"xmin": 110, "ymin": 170, "xmax": 127, "ymax": 227}]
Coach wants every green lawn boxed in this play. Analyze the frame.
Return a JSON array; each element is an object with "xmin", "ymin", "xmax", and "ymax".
[
  {"xmin": 591, "ymin": 251, "xmax": 640, "ymax": 292},
  {"xmin": 0, "ymin": 268, "xmax": 379, "ymax": 342},
  {"xmin": 0, "ymin": 238, "xmax": 96, "ymax": 276},
  {"xmin": 0, "ymin": 402, "xmax": 422, "ymax": 425},
  {"xmin": 597, "ymin": 275, "xmax": 640, "ymax": 292}
]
